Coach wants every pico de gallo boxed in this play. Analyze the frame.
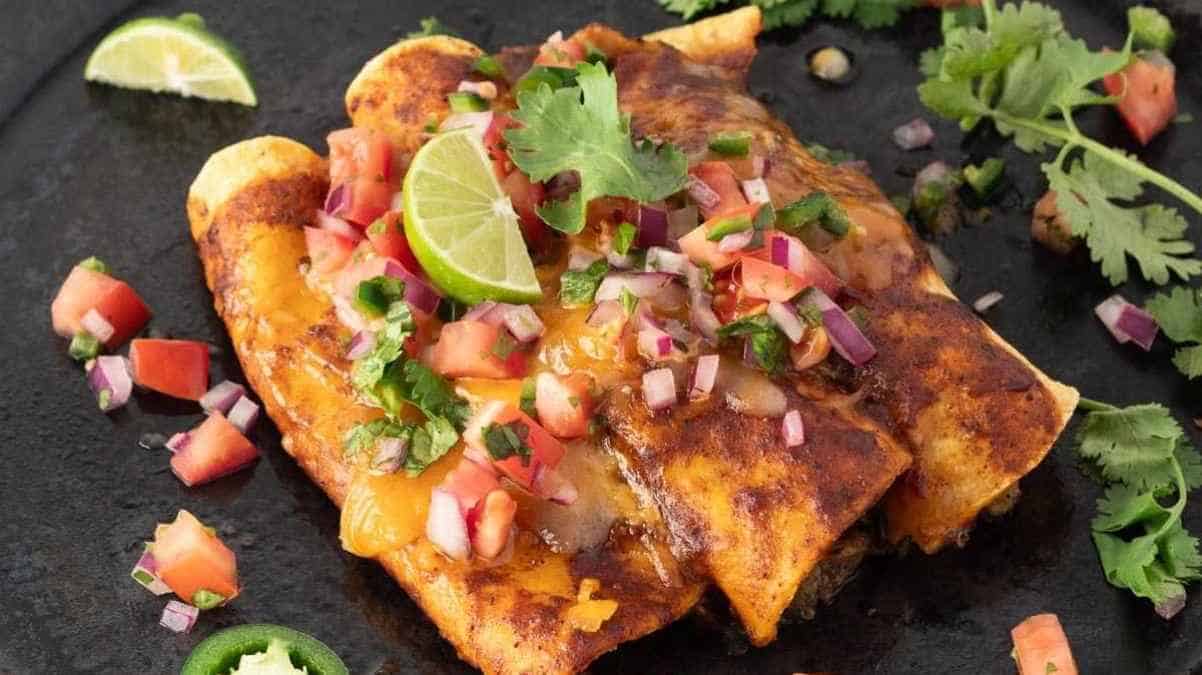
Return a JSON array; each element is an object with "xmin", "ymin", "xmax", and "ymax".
[{"xmin": 303, "ymin": 31, "xmax": 878, "ymax": 567}]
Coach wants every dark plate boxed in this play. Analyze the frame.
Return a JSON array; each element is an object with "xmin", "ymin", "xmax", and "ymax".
[{"xmin": 2, "ymin": 1, "xmax": 1200, "ymax": 673}]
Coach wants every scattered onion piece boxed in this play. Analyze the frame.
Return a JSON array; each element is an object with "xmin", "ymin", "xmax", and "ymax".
[
  {"xmin": 782, "ymin": 409, "xmax": 805, "ymax": 447},
  {"xmin": 377, "ymin": 259, "xmax": 442, "ymax": 315},
  {"xmin": 87, "ymin": 355, "xmax": 133, "ymax": 412},
  {"xmin": 160, "ymin": 600, "xmax": 200, "ymax": 634},
  {"xmin": 637, "ymin": 205, "xmax": 670, "ymax": 248},
  {"xmin": 972, "ymin": 291, "xmax": 1004, "ymax": 314},
  {"xmin": 642, "ymin": 367, "xmax": 677, "ymax": 411},
  {"xmin": 637, "ymin": 328, "xmax": 675, "ymax": 361},
  {"xmin": 1095, "ymin": 294, "xmax": 1159, "ymax": 351},
  {"xmin": 645, "ymin": 247, "xmax": 688, "ymax": 276},
  {"xmin": 740, "ymin": 178, "xmax": 771, "ymax": 205},
  {"xmin": 227, "ymin": 397, "xmax": 260, "ymax": 434},
  {"xmin": 165, "ymin": 432, "xmax": 191, "ymax": 454},
  {"xmin": 567, "ymin": 247, "xmax": 603, "ymax": 272},
  {"xmin": 687, "ymin": 175, "xmax": 721, "ymax": 210},
  {"xmin": 370, "ymin": 437, "xmax": 408, "ymax": 475},
  {"xmin": 717, "ymin": 229, "xmax": 754, "ymax": 253},
  {"xmin": 199, "ymin": 380, "xmax": 245, "ymax": 415},
  {"xmin": 463, "ymin": 300, "xmax": 499, "ymax": 323},
  {"xmin": 595, "ymin": 272, "xmax": 674, "ymax": 302},
  {"xmin": 81, "ymin": 309, "xmax": 115, "ymax": 344},
  {"xmin": 807, "ymin": 290, "xmax": 876, "ymax": 366},
  {"xmin": 346, "ymin": 330, "xmax": 377, "ymax": 360},
  {"xmin": 767, "ymin": 301, "xmax": 805, "ymax": 344},
  {"xmin": 533, "ymin": 466, "xmax": 579, "ymax": 506},
  {"xmin": 130, "ymin": 547, "xmax": 172, "ymax": 595},
  {"xmin": 427, "ymin": 488, "xmax": 471, "ymax": 561},
  {"xmin": 586, "ymin": 300, "xmax": 626, "ymax": 329},
  {"xmin": 457, "ymin": 79, "xmax": 498, "ymax": 100},
  {"xmin": 690, "ymin": 354, "xmax": 720, "ymax": 400},
  {"xmin": 501, "ymin": 304, "xmax": 545, "ymax": 343},
  {"xmin": 316, "ymin": 209, "xmax": 362, "ymax": 242},
  {"xmin": 892, "ymin": 117, "xmax": 935, "ymax": 150},
  {"xmin": 440, "ymin": 111, "xmax": 495, "ymax": 139},
  {"xmin": 324, "ymin": 183, "xmax": 350, "ymax": 217}
]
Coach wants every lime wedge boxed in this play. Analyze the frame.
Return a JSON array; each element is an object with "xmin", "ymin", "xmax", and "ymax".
[
  {"xmin": 84, "ymin": 14, "xmax": 256, "ymax": 106},
  {"xmin": 402, "ymin": 129, "xmax": 542, "ymax": 304}
]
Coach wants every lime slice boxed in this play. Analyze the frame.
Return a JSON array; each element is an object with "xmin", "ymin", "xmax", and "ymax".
[
  {"xmin": 84, "ymin": 13, "xmax": 256, "ymax": 106},
  {"xmin": 403, "ymin": 129, "xmax": 542, "ymax": 304}
]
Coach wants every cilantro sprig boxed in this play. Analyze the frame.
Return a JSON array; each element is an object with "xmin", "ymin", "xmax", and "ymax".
[
  {"xmin": 1145, "ymin": 286, "xmax": 1202, "ymax": 379},
  {"xmin": 919, "ymin": 1, "xmax": 1202, "ymax": 286},
  {"xmin": 1076, "ymin": 398, "xmax": 1202, "ymax": 618},
  {"xmin": 658, "ymin": 0, "xmax": 916, "ymax": 31},
  {"xmin": 716, "ymin": 314, "xmax": 788, "ymax": 374},
  {"xmin": 504, "ymin": 62, "xmax": 688, "ymax": 234}
]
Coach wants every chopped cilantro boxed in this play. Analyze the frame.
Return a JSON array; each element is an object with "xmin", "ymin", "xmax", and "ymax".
[
  {"xmin": 804, "ymin": 142, "xmax": 857, "ymax": 165},
  {"xmin": 658, "ymin": 0, "xmax": 916, "ymax": 30},
  {"xmin": 514, "ymin": 65, "xmax": 577, "ymax": 97},
  {"xmin": 1145, "ymin": 286, "xmax": 1202, "ymax": 379},
  {"xmin": 505, "ymin": 62, "xmax": 688, "ymax": 234},
  {"xmin": 1128, "ymin": 5, "xmax": 1175, "ymax": 53},
  {"xmin": 520, "ymin": 377, "xmax": 538, "ymax": 417},
  {"xmin": 584, "ymin": 44, "xmax": 609, "ymax": 66},
  {"xmin": 613, "ymin": 222, "xmax": 638, "ymax": 256},
  {"xmin": 406, "ymin": 16, "xmax": 458, "ymax": 40},
  {"xmin": 482, "ymin": 421, "xmax": 533, "ymax": 465},
  {"xmin": 69, "ymin": 331, "xmax": 101, "ymax": 361},
  {"xmin": 192, "ymin": 589, "xmax": 226, "ymax": 610},
  {"xmin": 78, "ymin": 256, "xmax": 110, "ymax": 275},
  {"xmin": 716, "ymin": 314, "xmax": 788, "ymax": 374},
  {"xmin": 559, "ymin": 259, "xmax": 609, "ymax": 307}
]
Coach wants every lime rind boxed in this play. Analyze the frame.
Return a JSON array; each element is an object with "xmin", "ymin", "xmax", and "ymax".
[
  {"xmin": 403, "ymin": 129, "xmax": 542, "ymax": 304},
  {"xmin": 84, "ymin": 14, "xmax": 256, "ymax": 106}
]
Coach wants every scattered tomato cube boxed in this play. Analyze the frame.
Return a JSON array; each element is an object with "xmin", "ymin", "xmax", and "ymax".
[
  {"xmin": 304, "ymin": 227, "xmax": 356, "ymax": 275},
  {"xmin": 431, "ymin": 320, "xmax": 528, "ymax": 379},
  {"xmin": 51, "ymin": 264, "xmax": 150, "ymax": 348},
  {"xmin": 151, "ymin": 510, "xmax": 239, "ymax": 605},
  {"xmin": 129, "ymin": 338, "xmax": 210, "ymax": 400},
  {"xmin": 1011, "ymin": 613, "xmax": 1078, "ymax": 675},
  {"xmin": 468, "ymin": 489, "xmax": 517, "ymax": 559},
  {"xmin": 366, "ymin": 212, "xmax": 422, "ymax": 272},
  {"xmin": 534, "ymin": 372, "xmax": 594, "ymax": 439},
  {"xmin": 1103, "ymin": 53, "xmax": 1177, "ymax": 146},
  {"xmin": 170, "ymin": 412, "xmax": 259, "ymax": 487},
  {"xmin": 463, "ymin": 400, "xmax": 566, "ymax": 491}
]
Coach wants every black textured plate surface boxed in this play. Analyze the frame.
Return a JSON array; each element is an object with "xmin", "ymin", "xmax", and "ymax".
[{"xmin": 3, "ymin": 1, "xmax": 1201, "ymax": 673}]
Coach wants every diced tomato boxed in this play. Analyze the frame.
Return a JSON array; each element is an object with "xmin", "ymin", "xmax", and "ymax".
[
  {"xmin": 129, "ymin": 338, "xmax": 210, "ymax": 400},
  {"xmin": 431, "ymin": 320, "xmax": 529, "ymax": 379},
  {"xmin": 690, "ymin": 161, "xmax": 748, "ymax": 219},
  {"xmin": 533, "ymin": 34, "xmax": 587, "ymax": 68},
  {"xmin": 441, "ymin": 457, "xmax": 501, "ymax": 514},
  {"xmin": 712, "ymin": 273, "xmax": 768, "ymax": 324},
  {"xmin": 500, "ymin": 169, "xmax": 549, "ymax": 249},
  {"xmin": 534, "ymin": 372, "xmax": 594, "ymax": 439},
  {"xmin": 170, "ymin": 412, "xmax": 259, "ymax": 487},
  {"xmin": 328, "ymin": 128, "xmax": 393, "ymax": 186},
  {"xmin": 51, "ymin": 265, "xmax": 151, "ymax": 347},
  {"xmin": 463, "ymin": 400, "xmax": 567, "ymax": 490},
  {"xmin": 753, "ymin": 231, "xmax": 843, "ymax": 297},
  {"xmin": 305, "ymin": 227, "xmax": 356, "ymax": 275},
  {"xmin": 468, "ymin": 489, "xmax": 517, "ymax": 558},
  {"xmin": 151, "ymin": 510, "xmax": 239, "ymax": 604},
  {"xmin": 736, "ymin": 256, "xmax": 808, "ymax": 302},
  {"xmin": 342, "ymin": 175, "xmax": 394, "ymax": 227},
  {"xmin": 366, "ymin": 213, "xmax": 421, "ymax": 271},
  {"xmin": 1104, "ymin": 54, "xmax": 1177, "ymax": 146},
  {"xmin": 677, "ymin": 203, "xmax": 761, "ymax": 271},
  {"xmin": 1011, "ymin": 614, "xmax": 1078, "ymax": 675}
]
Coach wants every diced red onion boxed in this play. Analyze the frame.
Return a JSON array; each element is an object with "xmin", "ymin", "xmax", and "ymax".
[
  {"xmin": 690, "ymin": 354, "xmax": 720, "ymax": 400},
  {"xmin": 370, "ymin": 437, "xmax": 408, "ymax": 475},
  {"xmin": 501, "ymin": 304, "xmax": 545, "ymax": 343},
  {"xmin": 316, "ymin": 209, "xmax": 362, "ymax": 242},
  {"xmin": 457, "ymin": 79, "xmax": 498, "ymax": 100},
  {"xmin": 380, "ymin": 259, "xmax": 442, "ymax": 315},
  {"xmin": 440, "ymin": 111, "xmax": 494, "ymax": 139},
  {"xmin": 717, "ymin": 229, "xmax": 754, "ymax": 253},
  {"xmin": 324, "ymin": 183, "xmax": 351, "ymax": 217},
  {"xmin": 1095, "ymin": 294, "xmax": 1158, "ymax": 351},
  {"xmin": 641, "ymin": 367, "xmax": 677, "ymax": 411},
  {"xmin": 667, "ymin": 206, "xmax": 699, "ymax": 243},
  {"xmin": 740, "ymin": 178, "xmax": 771, "ymax": 205},
  {"xmin": 892, "ymin": 118, "xmax": 935, "ymax": 150},
  {"xmin": 427, "ymin": 488, "xmax": 471, "ymax": 560},
  {"xmin": 130, "ymin": 548, "xmax": 172, "ymax": 595},
  {"xmin": 782, "ymin": 409, "xmax": 806, "ymax": 447},
  {"xmin": 645, "ymin": 246, "xmax": 688, "ymax": 276},
  {"xmin": 839, "ymin": 159, "xmax": 872, "ymax": 175},
  {"xmin": 637, "ymin": 204, "xmax": 669, "ymax": 248},
  {"xmin": 637, "ymin": 328, "xmax": 675, "ymax": 361},
  {"xmin": 606, "ymin": 249, "xmax": 634, "ymax": 269},
  {"xmin": 80, "ymin": 309, "xmax": 115, "ymax": 344},
  {"xmin": 227, "ymin": 396, "xmax": 260, "ymax": 434},
  {"xmin": 88, "ymin": 355, "xmax": 132, "ymax": 412},
  {"xmin": 165, "ymin": 432, "xmax": 191, "ymax": 454},
  {"xmin": 595, "ymin": 272, "xmax": 674, "ymax": 302},
  {"xmin": 972, "ymin": 291, "xmax": 1004, "ymax": 314},
  {"xmin": 333, "ymin": 295, "xmax": 369, "ymax": 333},
  {"xmin": 567, "ymin": 247, "xmax": 603, "ymax": 272},
  {"xmin": 346, "ymin": 330, "xmax": 377, "ymax": 360},
  {"xmin": 689, "ymin": 293, "xmax": 722, "ymax": 343},
  {"xmin": 767, "ymin": 301, "xmax": 805, "ymax": 344},
  {"xmin": 913, "ymin": 161, "xmax": 952, "ymax": 199},
  {"xmin": 160, "ymin": 601, "xmax": 199, "ymax": 634},
  {"xmin": 463, "ymin": 300, "xmax": 499, "ymax": 323},
  {"xmin": 687, "ymin": 175, "xmax": 721, "ymax": 210},
  {"xmin": 199, "ymin": 380, "xmax": 245, "ymax": 415},
  {"xmin": 586, "ymin": 300, "xmax": 626, "ymax": 328},
  {"xmin": 808, "ymin": 290, "xmax": 877, "ymax": 366},
  {"xmin": 533, "ymin": 466, "xmax": 579, "ymax": 505}
]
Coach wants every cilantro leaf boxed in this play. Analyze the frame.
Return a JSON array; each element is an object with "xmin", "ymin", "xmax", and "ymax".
[
  {"xmin": 505, "ymin": 62, "xmax": 688, "ymax": 234},
  {"xmin": 1145, "ymin": 286, "xmax": 1202, "ymax": 379},
  {"xmin": 716, "ymin": 314, "xmax": 788, "ymax": 374},
  {"xmin": 377, "ymin": 359, "xmax": 471, "ymax": 429},
  {"xmin": 919, "ymin": 0, "xmax": 1202, "ymax": 287},
  {"xmin": 406, "ymin": 416, "xmax": 460, "ymax": 475},
  {"xmin": 848, "ymin": 0, "xmax": 915, "ymax": 29},
  {"xmin": 482, "ymin": 421, "xmax": 534, "ymax": 465},
  {"xmin": 559, "ymin": 259, "xmax": 609, "ymax": 306},
  {"xmin": 656, "ymin": 0, "xmax": 730, "ymax": 21},
  {"xmin": 352, "ymin": 301, "xmax": 415, "ymax": 395},
  {"xmin": 406, "ymin": 17, "xmax": 458, "ymax": 40},
  {"xmin": 1077, "ymin": 399, "xmax": 1202, "ymax": 616},
  {"xmin": 761, "ymin": 0, "xmax": 819, "ymax": 30}
]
